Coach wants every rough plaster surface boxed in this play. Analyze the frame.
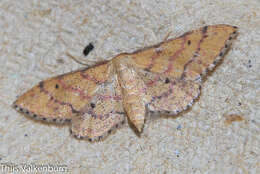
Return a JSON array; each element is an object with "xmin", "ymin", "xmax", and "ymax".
[{"xmin": 0, "ymin": 0, "xmax": 259, "ymax": 173}]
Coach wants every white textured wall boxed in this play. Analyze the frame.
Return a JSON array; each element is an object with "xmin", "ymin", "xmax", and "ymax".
[{"xmin": 0, "ymin": 0, "xmax": 259, "ymax": 173}]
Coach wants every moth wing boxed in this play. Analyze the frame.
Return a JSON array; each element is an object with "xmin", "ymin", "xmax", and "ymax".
[
  {"xmin": 13, "ymin": 62, "xmax": 114, "ymax": 123},
  {"xmin": 137, "ymin": 70, "xmax": 201, "ymax": 115},
  {"xmin": 128, "ymin": 24, "xmax": 237, "ymax": 115},
  {"xmin": 131, "ymin": 24, "xmax": 238, "ymax": 81},
  {"xmin": 70, "ymin": 72, "xmax": 125, "ymax": 141}
]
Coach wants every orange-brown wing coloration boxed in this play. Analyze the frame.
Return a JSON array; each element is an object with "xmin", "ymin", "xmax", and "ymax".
[
  {"xmin": 70, "ymin": 66, "xmax": 125, "ymax": 141},
  {"xmin": 131, "ymin": 25, "xmax": 238, "ymax": 81},
  {"xmin": 14, "ymin": 61, "xmax": 126, "ymax": 141},
  {"xmin": 123, "ymin": 24, "xmax": 238, "ymax": 127},
  {"xmin": 14, "ymin": 62, "xmax": 113, "ymax": 123},
  {"xmin": 13, "ymin": 24, "xmax": 238, "ymax": 141},
  {"xmin": 114, "ymin": 24, "xmax": 238, "ymax": 130},
  {"xmin": 136, "ymin": 69, "xmax": 201, "ymax": 115}
]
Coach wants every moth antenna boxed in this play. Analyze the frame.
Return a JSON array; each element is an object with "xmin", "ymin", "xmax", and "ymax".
[
  {"xmin": 163, "ymin": 31, "xmax": 172, "ymax": 41},
  {"xmin": 66, "ymin": 52, "xmax": 90, "ymax": 66}
]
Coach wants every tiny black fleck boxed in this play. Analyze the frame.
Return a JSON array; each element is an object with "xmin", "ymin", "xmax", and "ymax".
[
  {"xmin": 55, "ymin": 84, "xmax": 59, "ymax": 89},
  {"xmin": 219, "ymin": 52, "xmax": 223, "ymax": 57},
  {"xmin": 39, "ymin": 82, "xmax": 44, "ymax": 88},
  {"xmin": 42, "ymin": 118, "xmax": 46, "ymax": 121},
  {"xmin": 88, "ymin": 138, "xmax": 92, "ymax": 142},
  {"xmin": 202, "ymin": 26, "xmax": 208, "ymax": 33},
  {"xmin": 165, "ymin": 78, "xmax": 170, "ymax": 84},
  {"xmin": 83, "ymin": 43, "xmax": 94, "ymax": 56},
  {"xmin": 187, "ymin": 40, "xmax": 191, "ymax": 45},
  {"xmin": 24, "ymin": 134, "xmax": 28, "ymax": 137},
  {"xmin": 248, "ymin": 60, "xmax": 252, "ymax": 68},
  {"xmin": 228, "ymin": 36, "xmax": 232, "ymax": 40},
  {"xmin": 144, "ymin": 68, "xmax": 150, "ymax": 72},
  {"xmin": 90, "ymin": 103, "xmax": 96, "ymax": 109},
  {"xmin": 56, "ymin": 58, "xmax": 64, "ymax": 64},
  {"xmin": 238, "ymin": 102, "xmax": 241, "ymax": 106},
  {"xmin": 33, "ymin": 114, "xmax": 37, "ymax": 118},
  {"xmin": 53, "ymin": 118, "xmax": 57, "ymax": 122}
]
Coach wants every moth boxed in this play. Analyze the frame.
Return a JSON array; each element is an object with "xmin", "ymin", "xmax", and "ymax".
[{"xmin": 13, "ymin": 24, "xmax": 238, "ymax": 141}]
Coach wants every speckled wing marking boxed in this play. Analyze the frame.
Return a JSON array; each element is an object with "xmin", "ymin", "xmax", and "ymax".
[
  {"xmin": 137, "ymin": 69, "xmax": 201, "ymax": 115},
  {"xmin": 14, "ymin": 62, "xmax": 113, "ymax": 120},
  {"xmin": 70, "ymin": 69, "xmax": 125, "ymax": 141},
  {"xmin": 14, "ymin": 61, "xmax": 125, "ymax": 141},
  {"xmin": 131, "ymin": 24, "xmax": 238, "ymax": 81},
  {"xmin": 126, "ymin": 24, "xmax": 237, "ymax": 120}
]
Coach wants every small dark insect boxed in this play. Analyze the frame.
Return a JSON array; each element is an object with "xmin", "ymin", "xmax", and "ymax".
[{"xmin": 83, "ymin": 43, "xmax": 94, "ymax": 56}]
